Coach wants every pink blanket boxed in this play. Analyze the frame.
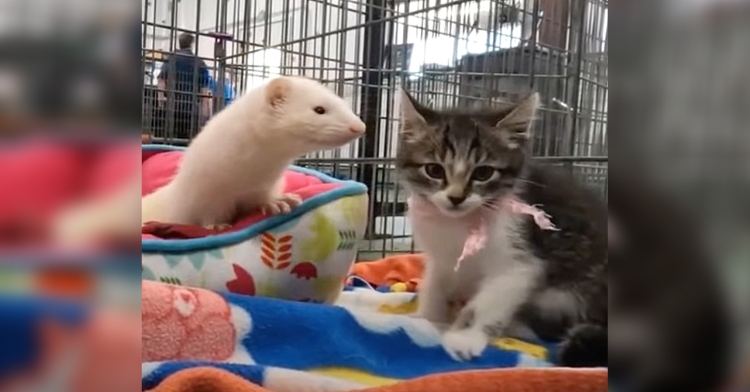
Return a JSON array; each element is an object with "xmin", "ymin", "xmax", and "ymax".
[
  {"xmin": 141, "ymin": 150, "xmax": 341, "ymax": 239},
  {"xmin": 0, "ymin": 141, "xmax": 139, "ymax": 249}
]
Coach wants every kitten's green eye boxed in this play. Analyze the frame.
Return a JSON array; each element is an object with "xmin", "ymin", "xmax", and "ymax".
[
  {"xmin": 471, "ymin": 166, "xmax": 497, "ymax": 182},
  {"xmin": 422, "ymin": 163, "xmax": 445, "ymax": 180}
]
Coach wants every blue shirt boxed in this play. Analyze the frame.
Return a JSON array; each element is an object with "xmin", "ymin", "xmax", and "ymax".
[
  {"xmin": 158, "ymin": 49, "xmax": 210, "ymax": 107},
  {"xmin": 207, "ymin": 75, "xmax": 236, "ymax": 106}
]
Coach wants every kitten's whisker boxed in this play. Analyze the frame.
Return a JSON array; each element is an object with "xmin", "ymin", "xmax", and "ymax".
[
  {"xmin": 516, "ymin": 178, "xmax": 546, "ymax": 188},
  {"xmin": 481, "ymin": 202, "xmax": 502, "ymax": 212}
]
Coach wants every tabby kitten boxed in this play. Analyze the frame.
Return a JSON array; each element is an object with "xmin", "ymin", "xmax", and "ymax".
[{"xmin": 396, "ymin": 90, "xmax": 607, "ymax": 365}]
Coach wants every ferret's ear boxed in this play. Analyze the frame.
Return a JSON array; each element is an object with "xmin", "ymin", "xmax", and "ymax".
[
  {"xmin": 266, "ymin": 77, "xmax": 290, "ymax": 108},
  {"xmin": 494, "ymin": 92, "xmax": 539, "ymax": 149},
  {"xmin": 399, "ymin": 89, "xmax": 434, "ymax": 141}
]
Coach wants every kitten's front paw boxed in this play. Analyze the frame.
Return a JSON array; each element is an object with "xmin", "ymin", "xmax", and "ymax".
[
  {"xmin": 261, "ymin": 193, "xmax": 303, "ymax": 215},
  {"xmin": 442, "ymin": 328, "xmax": 489, "ymax": 361}
]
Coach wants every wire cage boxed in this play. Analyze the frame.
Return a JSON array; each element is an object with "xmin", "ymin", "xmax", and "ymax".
[{"xmin": 141, "ymin": 0, "xmax": 608, "ymax": 260}]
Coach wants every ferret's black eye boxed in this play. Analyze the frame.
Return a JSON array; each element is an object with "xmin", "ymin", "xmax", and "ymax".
[{"xmin": 314, "ymin": 106, "xmax": 326, "ymax": 114}]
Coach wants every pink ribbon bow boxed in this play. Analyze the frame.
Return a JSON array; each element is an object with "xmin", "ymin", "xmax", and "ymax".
[{"xmin": 408, "ymin": 196, "xmax": 559, "ymax": 272}]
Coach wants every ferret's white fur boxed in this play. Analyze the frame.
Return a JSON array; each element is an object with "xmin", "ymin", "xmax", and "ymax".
[
  {"xmin": 142, "ymin": 76, "xmax": 365, "ymax": 226},
  {"xmin": 54, "ymin": 171, "xmax": 142, "ymax": 248},
  {"xmin": 53, "ymin": 76, "xmax": 364, "ymax": 248}
]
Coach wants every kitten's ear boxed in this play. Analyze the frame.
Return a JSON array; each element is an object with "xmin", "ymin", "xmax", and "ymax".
[
  {"xmin": 399, "ymin": 89, "xmax": 433, "ymax": 139},
  {"xmin": 495, "ymin": 92, "xmax": 540, "ymax": 149},
  {"xmin": 265, "ymin": 77, "xmax": 290, "ymax": 108}
]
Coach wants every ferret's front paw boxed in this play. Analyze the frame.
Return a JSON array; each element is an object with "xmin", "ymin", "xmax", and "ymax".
[
  {"xmin": 442, "ymin": 328, "xmax": 489, "ymax": 361},
  {"xmin": 261, "ymin": 193, "xmax": 303, "ymax": 215}
]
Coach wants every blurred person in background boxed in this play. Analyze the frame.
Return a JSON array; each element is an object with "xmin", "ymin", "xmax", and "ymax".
[
  {"xmin": 207, "ymin": 70, "xmax": 236, "ymax": 110},
  {"xmin": 156, "ymin": 33, "xmax": 211, "ymax": 140}
]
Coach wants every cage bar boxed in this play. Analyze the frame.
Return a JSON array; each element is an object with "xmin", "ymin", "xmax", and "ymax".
[{"xmin": 141, "ymin": 0, "xmax": 608, "ymax": 259}]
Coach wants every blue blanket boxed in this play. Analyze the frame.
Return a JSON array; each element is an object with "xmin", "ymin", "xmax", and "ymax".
[
  {"xmin": 0, "ymin": 280, "xmax": 556, "ymax": 391},
  {"xmin": 141, "ymin": 281, "xmax": 555, "ymax": 391}
]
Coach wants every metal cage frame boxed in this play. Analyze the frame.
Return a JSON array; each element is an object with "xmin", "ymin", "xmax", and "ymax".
[{"xmin": 141, "ymin": 0, "xmax": 608, "ymax": 259}]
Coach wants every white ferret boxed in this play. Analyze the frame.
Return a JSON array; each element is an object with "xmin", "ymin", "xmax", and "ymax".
[
  {"xmin": 141, "ymin": 76, "xmax": 366, "ymax": 227},
  {"xmin": 55, "ymin": 76, "xmax": 365, "ymax": 247}
]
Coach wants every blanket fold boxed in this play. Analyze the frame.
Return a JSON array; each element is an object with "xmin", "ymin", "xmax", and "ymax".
[{"xmin": 147, "ymin": 366, "xmax": 608, "ymax": 392}]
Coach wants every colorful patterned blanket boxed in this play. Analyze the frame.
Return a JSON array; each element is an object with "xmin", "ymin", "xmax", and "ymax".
[
  {"xmin": 0, "ymin": 276, "xmax": 606, "ymax": 391},
  {"xmin": 141, "ymin": 279, "xmax": 576, "ymax": 391}
]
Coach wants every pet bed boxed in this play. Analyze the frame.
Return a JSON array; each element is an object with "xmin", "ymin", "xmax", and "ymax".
[{"xmin": 141, "ymin": 145, "xmax": 369, "ymax": 304}]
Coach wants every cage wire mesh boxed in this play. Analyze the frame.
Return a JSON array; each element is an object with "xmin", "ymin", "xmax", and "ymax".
[{"xmin": 141, "ymin": 0, "xmax": 608, "ymax": 260}]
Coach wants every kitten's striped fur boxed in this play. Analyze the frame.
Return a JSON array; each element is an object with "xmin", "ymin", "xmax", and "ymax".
[{"xmin": 396, "ymin": 90, "xmax": 607, "ymax": 365}]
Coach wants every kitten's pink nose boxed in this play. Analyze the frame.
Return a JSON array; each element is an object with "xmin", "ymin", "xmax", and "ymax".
[{"xmin": 349, "ymin": 122, "xmax": 366, "ymax": 135}]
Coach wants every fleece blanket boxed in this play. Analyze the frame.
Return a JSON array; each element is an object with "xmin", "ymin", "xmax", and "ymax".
[
  {"xmin": 148, "ymin": 366, "xmax": 608, "ymax": 392},
  {"xmin": 0, "ymin": 141, "xmax": 139, "ymax": 249},
  {"xmin": 348, "ymin": 254, "xmax": 425, "ymax": 293},
  {"xmin": 0, "ymin": 292, "xmax": 142, "ymax": 392},
  {"xmin": 0, "ymin": 269, "xmax": 607, "ymax": 392},
  {"xmin": 141, "ymin": 278, "xmax": 608, "ymax": 391}
]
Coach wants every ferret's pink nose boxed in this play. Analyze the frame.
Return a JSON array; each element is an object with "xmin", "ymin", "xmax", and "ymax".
[{"xmin": 350, "ymin": 122, "xmax": 366, "ymax": 135}]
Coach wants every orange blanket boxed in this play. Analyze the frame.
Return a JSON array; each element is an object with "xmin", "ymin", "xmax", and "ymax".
[
  {"xmin": 349, "ymin": 254, "xmax": 425, "ymax": 292},
  {"xmin": 148, "ymin": 366, "xmax": 608, "ymax": 392}
]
